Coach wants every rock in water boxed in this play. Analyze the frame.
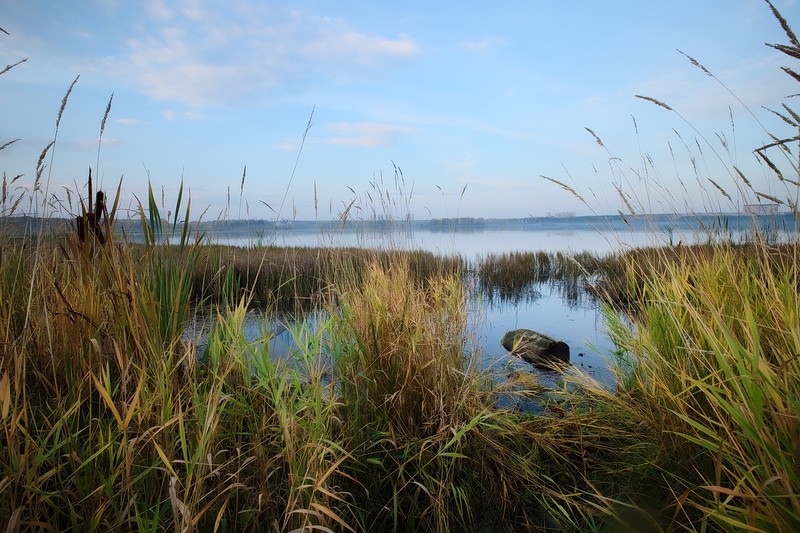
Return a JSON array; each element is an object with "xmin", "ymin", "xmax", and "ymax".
[{"xmin": 501, "ymin": 329, "xmax": 570, "ymax": 368}]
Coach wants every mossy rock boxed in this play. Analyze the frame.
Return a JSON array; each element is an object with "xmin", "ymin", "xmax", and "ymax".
[{"xmin": 501, "ymin": 329, "xmax": 570, "ymax": 369}]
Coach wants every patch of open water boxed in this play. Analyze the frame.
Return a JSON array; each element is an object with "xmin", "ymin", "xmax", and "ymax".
[{"xmin": 186, "ymin": 279, "xmax": 619, "ymax": 400}]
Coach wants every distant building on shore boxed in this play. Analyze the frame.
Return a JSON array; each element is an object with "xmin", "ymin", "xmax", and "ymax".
[{"xmin": 743, "ymin": 203, "xmax": 780, "ymax": 216}]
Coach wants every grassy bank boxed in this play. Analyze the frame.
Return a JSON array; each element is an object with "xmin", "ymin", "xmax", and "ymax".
[{"xmin": 3, "ymin": 197, "xmax": 798, "ymax": 531}]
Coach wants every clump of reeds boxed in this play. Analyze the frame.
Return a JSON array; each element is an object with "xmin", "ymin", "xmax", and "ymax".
[
  {"xmin": 538, "ymin": 3, "xmax": 800, "ymax": 529},
  {"xmin": 330, "ymin": 259, "xmax": 474, "ymax": 437},
  {"xmin": 182, "ymin": 243, "xmax": 463, "ymax": 312},
  {"xmin": 475, "ymin": 249, "xmax": 610, "ymax": 303},
  {"xmin": 324, "ymin": 256, "xmax": 607, "ymax": 530},
  {"xmin": 603, "ymin": 240, "xmax": 800, "ymax": 530}
]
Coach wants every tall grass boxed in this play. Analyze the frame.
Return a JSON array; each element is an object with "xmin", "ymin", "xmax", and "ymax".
[
  {"xmin": 185, "ymin": 244, "xmax": 462, "ymax": 312},
  {"xmin": 599, "ymin": 241, "xmax": 800, "ymax": 531},
  {"xmin": 3, "ymin": 2, "xmax": 800, "ymax": 531},
  {"xmin": 0, "ymin": 206, "xmax": 582, "ymax": 530},
  {"xmin": 541, "ymin": 2, "xmax": 800, "ymax": 529}
]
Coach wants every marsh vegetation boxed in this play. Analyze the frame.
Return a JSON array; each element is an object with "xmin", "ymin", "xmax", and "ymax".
[{"xmin": 2, "ymin": 2, "xmax": 800, "ymax": 531}]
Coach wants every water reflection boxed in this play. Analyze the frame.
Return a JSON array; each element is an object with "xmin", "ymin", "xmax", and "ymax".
[
  {"xmin": 186, "ymin": 278, "xmax": 618, "ymax": 398},
  {"xmin": 474, "ymin": 281, "xmax": 616, "ymax": 389}
]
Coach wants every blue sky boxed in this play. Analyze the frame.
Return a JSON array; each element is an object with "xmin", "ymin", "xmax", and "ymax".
[{"xmin": 1, "ymin": 0, "xmax": 798, "ymax": 221}]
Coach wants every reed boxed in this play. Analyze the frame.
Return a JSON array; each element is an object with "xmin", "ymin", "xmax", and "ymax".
[
  {"xmin": 597, "ymin": 240, "xmax": 800, "ymax": 530},
  {"xmin": 179, "ymin": 243, "xmax": 463, "ymax": 312},
  {"xmin": 323, "ymin": 255, "xmax": 613, "ymax": 530},
  {"xmin": 475, "ymin": 249, "xmax": 612, "ymax": 303}
]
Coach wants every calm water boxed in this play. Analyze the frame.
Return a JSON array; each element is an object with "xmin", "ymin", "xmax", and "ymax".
[
  {"xmin": 189, "ymin": 281, "xmax": 618, "ymax": 394},
  {"xmin": 210, "ymin": 227, "xmax": 658, "ymax": 256},
  {"xmin": 202, "ymin": 212, "xmax": 797, "ymax": 257},
  {"xmin": 472, "ymin": 285, "xmax": 616, "ymax": 389}
]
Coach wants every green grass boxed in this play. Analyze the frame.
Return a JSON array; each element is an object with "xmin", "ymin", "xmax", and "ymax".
[{"xmin": 601, "ymin": 241, "xmax": 800, "ymax": 530}]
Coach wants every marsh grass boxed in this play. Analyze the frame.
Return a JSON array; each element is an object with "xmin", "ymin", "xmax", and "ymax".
[
  {"xmin": 598, "ymin": 240, "xmax": 800, "ymax": 531},
  {"xmin": 0, "ymin": 198, "xmax": 599, "ymax": 530},
  {"xmin": 3, "ymin": 2, "xmax": 800, "ymax": 531},
  {"xmin": 184, "ymin": 244, "xmax": 462, "ymax": 312},
  {"xmin": 475, "ymin": 249, "xmax": 612, "ymax": 304},
  {"xmin": 530, "ymin": 3, "xmax": 800, "ymax": 529}
]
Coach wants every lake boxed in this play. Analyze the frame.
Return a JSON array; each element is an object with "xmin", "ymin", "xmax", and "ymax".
[{"xmin": 201, "ymin": 212, "xmax": 796, "ymax": 256}]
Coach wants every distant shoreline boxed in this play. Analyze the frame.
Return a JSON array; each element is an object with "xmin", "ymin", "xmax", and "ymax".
[{"xmin": 2, "ymin": 211, "xmax": 796, "ymax": 237}]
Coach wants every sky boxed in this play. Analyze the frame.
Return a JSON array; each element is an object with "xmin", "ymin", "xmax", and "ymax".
[{"xmin": 1, "ymin": 0, "xmax": 799, "ymax": 221}]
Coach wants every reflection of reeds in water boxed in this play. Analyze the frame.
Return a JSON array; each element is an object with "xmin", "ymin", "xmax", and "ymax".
[{"xmin": 475, "ymin": 250, "xmax": 611, "ymax": 305}]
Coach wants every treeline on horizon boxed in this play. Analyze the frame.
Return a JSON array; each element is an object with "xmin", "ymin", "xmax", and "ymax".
[{"xmin": 1, "ymin": 210, "xmax": 796, "ymax": 238}]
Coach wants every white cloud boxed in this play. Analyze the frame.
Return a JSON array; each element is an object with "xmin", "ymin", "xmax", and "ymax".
[
  {"xmin": 115, "ymin": 118, "xmax": 144, "ymax": 125},
  {"xmin": 304, "ymin": 31, "xmax": 419, "ymax": 66},
  {"xmin": 113, "ymin": 1, "xmax": 422, "ymax": 107},
  {"xmin": 321, "ymin": 122, "xmax": 412, "ymax": 148},
  {"xmin": 65, "ymin": 137, "xmax": 122, "ymax": 149}
]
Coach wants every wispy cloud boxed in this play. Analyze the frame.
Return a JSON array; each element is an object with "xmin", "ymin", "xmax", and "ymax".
[
  {"xmin": 146, "ymin": 0, "xmax": 174, "ymax": 22},
  {"xmin": 461, "ymin": 36, "xmax": 506, "ymax": 55},
  {"xmin": 64, "ymin": 137, "xmax": 122, "ymax": 149},
  {"xmin": 321, "ymin": 122, "xmax": 413, "ymax": 148},
  {"xmin": 633, "ymin": 53, "xmax": 794, "ymax": 119},
  {"xmin": 111, "ymin": 1, "xmax": 422, "ymax": 107},
  {"xmin": 161, "ymin": 109, "xmax": 204, "ymax": 121},
  {"xmin": 273, "ymin": 141, "xmax": 299, "ymax": 151},
  {"xmin": 115, "ymin": 117, "xmax": 145, "ymax": 125}
]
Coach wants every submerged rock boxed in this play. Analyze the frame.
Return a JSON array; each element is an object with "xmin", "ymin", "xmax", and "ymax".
[{"xmin": 501, "ymin": 329, "xmax": 570, "ymax": 369}]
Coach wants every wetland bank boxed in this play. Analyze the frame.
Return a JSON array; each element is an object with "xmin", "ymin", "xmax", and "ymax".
[
  {"xmin": 2, "ymin": 2, "xmax": 800, "ymax": 531},
  {"xmin": 3, "ymin": 202, "xmax": 798, "ymax": 531}
]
